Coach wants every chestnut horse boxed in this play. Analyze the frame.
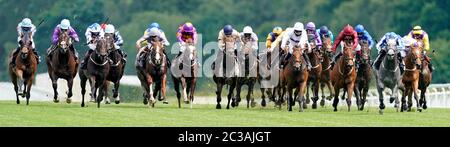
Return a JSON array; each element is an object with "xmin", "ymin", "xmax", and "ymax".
[
  {"xmin": 79, "ymin": 38, "xmax": 110, "ymax": 108},
  {"xmin": 136, "ymin": 39, "xmax": 167, "ymax": 107},
  {"xmin": 280, "ymin": 45, "xmax": 309, "ymax": 112},
  {"xmin": 401, "ymin": 42, "xmax": 423, "ymax": 112},
  {"xmin": 46, "ymin": 30, "xmax": 78, "ymax": 103},
  {"xmin": 330, "ymin": 39, "xmax": 357, "ymax": 112},
  {"xmin": 171, "ymin": 39, "xmax": 199, "ymax": 108},
  {"xmin": 9, "ymin": 32, "xmax": 38, "ymax": 105},
  {"xmin": 354, "ymin": 40, "xmax": 372, "ymax": 111},
  {"xmin": 418, "ymin": 42, "xmax": 432, "ymax": 111}
]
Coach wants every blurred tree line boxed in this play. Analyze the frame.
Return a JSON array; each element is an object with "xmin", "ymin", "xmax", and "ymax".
[{"xmin": 1, "ymin": 0, "xmax": 449, "ymax": 87}]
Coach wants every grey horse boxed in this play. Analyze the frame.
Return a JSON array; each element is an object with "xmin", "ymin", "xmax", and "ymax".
[{"xmin": 374, "ymin": 38, "xmax": 404, "ymax": 114}]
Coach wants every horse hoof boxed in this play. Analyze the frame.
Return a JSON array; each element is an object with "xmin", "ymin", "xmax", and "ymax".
[
  {"xmin": 312, "ymin": 103, "xmax": 317, "ymax": 109},
  {"xmin": 81, "ymin": 103, "xmax": 85, "ymax": 107},
  {"xmin": 16, "ymin": 101, "xmax": 20, "ymax": 104},
  {"xmin": 326, "ymin": 96, "xmax": 333, "ymax": 101},
  {"xmin": 66, "ymin": 98, "xmax": 72, "ymax": 104},
  {"xmin": 231, "ymin": 101, "xmax": 236, "ymax": 108},
  {"xmin": 379, "ymin": 109, "xmax": 384, "ymax": 115},
  {"xmin": 184, "ymin": 100, "xmax": 190, "ymax": 104},
  {"xmin": 251, "ymin": 101, "xmax": 257, "ymax": 108},
  {"xmin": 320, "ymin": 100, "xmax": 325, "ymax": 107},
  {"xmin": 334, "ymin": 108, "xmax": 338, "ymax": 112},
  {"xmin": 389, "ymin": 97, "xmax": 395, "ymax": 104},
  {"xmin": 261, "ymin": 100, "xmax": 266, "ymax": 107},
  {"xmin": 105, "ymin": 101, "xmax": 110, "ymax": 105},
  {"xmin": 115, "ymin": 100, "xmax": 120, "ymax": 104},
  {"xmin": 143, "ymin": 99, "xmax": 148, "ymax": 105},
  {"xmin": 53, "ymin": 99, "xmax": 60, "ymax": 103},
  {"xmin": 306, "ymin": 98, "xmax": 310, "ymax": 104},
  {"xmin": 216, "ymin": 104, "xmax": 221, "ymax": 109},
  {"xmin": 90, "ymin": 98, "xmax": 96, "ymax": 102},
  {"xmin": 302, "ymin": 103, "xmax": 307, "ymax": 109},
  {"xmin": 163, "ymin": 101, "xmax": 169, "ymax": 104},
  {"xmin": 423, "ymin": 105, "xmax": 427, "ymax": 110}
]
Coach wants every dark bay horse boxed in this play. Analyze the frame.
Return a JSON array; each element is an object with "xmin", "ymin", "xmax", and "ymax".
[
  {"xmin": 8, "ymin": 32, "xmax": 38, "ymax": 105},
  {"xmin": 46, "ymin": 30, "xmax": 78, "ymax": 103},
  {"xmin": 104, "ymin": 33, "xmax": 126, "ymax": 104},
  {"xmin": 305, "ymin": 34, "xmax": 322, "ymax": 109},
  {"xmin": 330, "ymin": 40, "xmax": 357, "ymax": 112},
  {"xmin": 79, "ymin": 38, "xmax": 110, "ymax": 108},
  {"xmin": 401, "ymin": 42, "xmax": 423, "ymax": 112},
  {"xmin": 319, "ymin": 36, "xmax": 334, "ymax": 107},
  {"xmin": 213, "ymin": 44, "xmax": 239, "ymax": 109},
  {"xmin": 354, "ymin": 40, "xmax": 372, "ymax": 111},
  {"xmin": 171, "ymin": 39, "xmax": 199, "ymax": 108},
  {"xmin": 258, "ymin": 51, "xmax": 280, "ymax": 107},
  {"xmin": 137, "ymin": 39, "xmax": 168, "ymax": 108},
  {"xmin": 280, "ymin": 45, "xmax": 309, "ymax": 112},
  {"xmin": 235, "ymin": 41, "xmax": 258, "ymax": 108}
]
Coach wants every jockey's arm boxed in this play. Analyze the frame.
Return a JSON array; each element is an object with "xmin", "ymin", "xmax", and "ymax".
[
  {"xmin": 69, "ymin": 28, "xmax": 80, "ymax": 42},
  {"xmin": 331, "ymin": 31, "xmax": 344, "ymax": 53},
  {"xmin": 365, "ymin": 31, "xmax": 374, "ymax": 49},
  {"xmin": 115, "ymin": 31, "xmax": 124, "ymax": 47},
  {"xmin": 160, "ymin": 31, "xmax": 170, "ymax": 47},
  {"xmin": 51, "ymin": 27, "xmax": 60, "ymax": 45},
  {"xmin": 266, "ymin": 34, "xmax": 273, "ymax": 49},
  {"xmin": 376, "ymin": 35, "xmax": 386, "ymax": 52},
  {"xmin": 423, "ymin": 33, "xmax": 430, "ymax": 51},
  {"xmin": 352, "ymin": 32, "xmax": 359, "ymax": 51},
  {"xmin": 217, "ymin": 31, "xmax": 226, "ymax": 50}
]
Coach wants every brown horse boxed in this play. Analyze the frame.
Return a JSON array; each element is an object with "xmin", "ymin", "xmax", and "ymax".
[
  {"xmin": 330, "ymin": 39, "xmax": 357, "ymax": 112},
  {"xmin": 305, "ymin": 34, "xmax": 322, "ymax": 109},
  {"xmin": 419, "ymin": 44, "xmax": 432, "ymax": 111},
  {"xmin": 8, "ymin": 32, "xmax": 38, "ymax": 105},
  {"xmin": 46, "ymin": 30, "xmax": 78, "ymax": 103},
  {"xmin": 354, "ymin": 40, "xmax": 372, "ymax": 110},
  {"xmin": 401, "ymin": 42, "xmax": 423, "ymax": 112},
  {"xmin": 213, "ymin": 44, "xmax": 239, "ymax": 109},
  {"xmin": 79, "ymin": 38, "xmax": 110, "ymax": 108},
  {"xmin": 171, "ymin": 39, "xmax": 199, "ymax": 108},
  {"xmin": 319, "ymin": 36, "xmax": 334, "ymax": 107},
  {"xmin": 104, "ymin": 33, "xmax": 126, "ymax": 104},
  {"xmin": 136, "ymin": 39, "xmax": 167, "ymax": 107},
  {"xmin": 280, "ymin": 45, "xmax": 309, "ymax": 112}
]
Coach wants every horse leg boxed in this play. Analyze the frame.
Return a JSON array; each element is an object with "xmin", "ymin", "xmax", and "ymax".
[
  {"xmin": 413, "ymin": 81, "xmax": 421, "ymax": 112},
  {"xmin": 12, "ymin": 76, "xmax": 19, "ymax": 104},
  {"xmin": 189, "ymin": 78, "xmax": 197, "ymax": 109},
  {"xmin": 248, "ymin": 82, "xmax": 256, "ymax": 108},
  {"xmin": 140, "ymin": 75, "xmax": 150, "ymax": 105},
  {"xmin": 299, "ymin": 81, "xmax": 308, "ymax": 112},
  {"xmin": 113, "ymin": 81, "xmax": 121, "ymax": 104},
  {"xmin": 90, "ymin": 77, "xmax": 97, "ymax": 103},
  {"xmin": 260, "ymin": 88, "xmax": 267, "ymax": 107},
  {"xmin": 354, "ymin": 84, "xmax": 361, "ymax": 111},
  {"xmin": 50, "ymin": 74, "xmax": 59, "ymax": 103},
  {"xmin": 174, "ymin": 79, "xmax": 181, "ymax": 108},
  {"xmin": 305, "ymin": 82, "xmax": 310, "ymax": 104},
  {"xmin": 287, "ymin": 87, "xmax": 293, "ymax": 112},
  {"xmin": 312, "ymin": 80, "xmax": 320, "ymax": 109},
  {"xmin": 346, "ymin": 84, "xmax": 355, "ymax": 112},
  {"xmin": 326, "ymin": 81, "xmax": 334, "ymax": 101},
  {"xmin": 401, "ymin": 86, "xmax": 409, "ymax": 112},
  {"xmin": 320, "ymin": 82, "xmax": 326, "ymax": 107},
  {"xmin": 104, "ymin": 82, "xmax": 110, "ymax": 105},
  {"xmin": 216, "ymin": 82, "xmax": 223, "ymax": 109},
  {"xmin": 392, "ymin": 85, "xmax": 400, "ymax": 112},
  {"xmin": 25, "ymin": 78, "xmax": 33, "ymax": 105},
  {"xmin": 234, "ymin": 79, "xmax": 242, "ymax": 108},
  {"xmin": 181, "ymin": 78, "xmax": 189, "ymax": 104},
  {"xmin": 80, "ymin": 74, "xmax": 87, "ymax": 107},
  {"xmin": 332, "ymin": 86, "xmax": 340, "ymax": 112},
  {"xmin": 361, "ymin": 86, "xmax": 369, "ymax": 111},
  {"xmin": 161, "ymin": 75, "xmax": 168, "ymax": 104},
  {"xmin": 227, "ymin": 81, "xmax": 237, "ymax": 109},
  {"xmin": 66, "ymin": 78, "xmax": 73, "ymax": 104},
  {"xmin": 420, "ymin": 88, "xmax": 427, "ymax": 110},
  {"xmin": 377, "ymin": 85, "xmax": 385, "ymax": 114}
]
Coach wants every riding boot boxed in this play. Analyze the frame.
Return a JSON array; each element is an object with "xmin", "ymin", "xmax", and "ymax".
[
  {"xmin": 373, "ymin": 50, "xmax": 386, "ymax": 70},
  {"xmin": 81, "ymin": 50, "xmax": 94, "ymax": 69},
  {"xmin": 33, "ymin": 49, "xmax": 41, "ymax": 64},
  {"xmin": 331, "ymin": 52, "xmax": 342, "ymax": 68},
  {"xmin": 303, "ymin": 53, "xmax": 312, "ymax": 71},
  {"xmin": 163, "ymin": 50, "xmax": 171, "ymax": 67},
  {"xmin": 282, "ymin": 53, "xmax": 292, "ymax": 69},
  {"xmin": 119, "ymin": 49, "xmax": 127, "ymax": 63},
  {"xmin": 10, "ymin": 47, "xmax": 20, "ymax": 67}
]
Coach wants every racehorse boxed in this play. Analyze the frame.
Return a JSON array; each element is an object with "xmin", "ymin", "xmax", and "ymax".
[
  {"xmin": 305, "ymin": 34, "xmax": 322, "ymax": 109},
  {"xmin": 104, "ymin": 33, "xmax": 126, "ymax": 104},
  {"xmin": 213, "ymin": 43, "xmax": 239, "ymax": 109},
  {"xmin": 9, "ymin": 32, "xmax": 38, "ymax": 105},
  {"xmin": 46, "ymin": 30, "xmax": 78, "ymax": 104},
  {"xmin": 401, "ymin": 42, "xmax": 423, "ymax": 112},
  {"xmin": 235, "ymin": 40, "xmax": 258, "ymax": 108},
  {"xmin": 172, "ymin": 39, "xmax": 199, "ymax": 108},
  {"xmin": 354, "ymin": 40, "xmax": 372, "ymax": 111},
  {"xmin": 79, "ymin": 38, "xmax": 110, "ymax": 108},
  {"xmin": 319, "ymin": 36, "xmax": 334, "ymax": 107}
]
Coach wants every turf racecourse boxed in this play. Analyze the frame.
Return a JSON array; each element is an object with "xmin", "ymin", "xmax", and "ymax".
[{"xmin": 1, "ymin": 100, "xmax": 450, "ymax": 127}]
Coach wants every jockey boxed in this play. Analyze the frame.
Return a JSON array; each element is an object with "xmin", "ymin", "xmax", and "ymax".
[
  {"xmin": 139, "ymin": 22, "xmax": 170, "ymax": 47},
  {"xmin": 176, "ymin": 22, "xmax": 198, "ymax": 57},
  {"xmin": 316, "ymin": 26, "xmax": 334, "ymax": 45},
  {"xmin": 80, "ymin": 23, "xmax": 103, "ymax": 69},
  {"xmin": 11, "ymin": 18, "xmax": 40, "ymax": 66},
  {"xmin": 406, "ymin": 26, "xmax": 433, "ymax": 72},
  {"xmin": 355, "ymin": 24, "xmax": 374, "ymax": 49},
  {"xmin": 135, "ymin": 27, "xmax": 168, "ymax": 68},
  {"xmin": 240, "ymin": 26, "xmax": 258, "ymax": 54},
  {"xmin": 218, "ymin": 24, "xmax": 241, "ymax": 52},
  {"xmin": 104, "ymin": 24, "xmax": 126, "ymax": 58},
  {"xmin": 280, "ymin": 22, "xmax": 311, "ymax": 70},
  {"xmin": 305, "ymin": 22, "xmax": 322, "ymax": 49},
  {"xmin": 373, "ymin": 32, "xmax": 405, "ymax": 72},
  {"xmin": 331, "ymin": 24, "xmax": 359, "ymax": 67},
  {"xmin": 265, "ymin": 26, "xmax": 283, "ymax": 49},
  {"xmin": 48, "ymin": 19, "xmax": 80, "ymax": 60}
]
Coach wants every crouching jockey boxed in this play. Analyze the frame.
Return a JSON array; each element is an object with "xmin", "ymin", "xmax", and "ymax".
[
  {"xmin": 103, "ymin": 24, "xmax": 126, "ymax": 61},
  {"xmin": 373, "ymin": 32, "xmax": 405, "ymax": 73},
  {"xmin": 135, "ymin": 27, "xmax": 170, "ymax": 68},
  {"xmin": 406, "ymin": 26, "xmax": 434, "ymax": 72},
  {"xmin": 80, "ymin": 23, "xmax": 103, "ymax": 69},
  {"xmin": 47, "ymin": 19, "xmax": 80, "ymax": 62},
  {"xmin": 11, "ymin": 18, "xmax": 40, "ymax": 66},
  {"xmin": 331, "ymin": 24, "xmax": 359, "ymax": 68},
  {"xmin": 280, "ymin": 22, "xmax": 312, "ymax": 70}
]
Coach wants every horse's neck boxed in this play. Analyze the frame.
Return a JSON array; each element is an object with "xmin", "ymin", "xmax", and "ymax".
[
  {"xmin": 382, "ymin": 56, "xmax": 397, "ymax": 70},
  {"xmin": 404, "ymin": 53, "xmax": 415, "ymax": 69}
]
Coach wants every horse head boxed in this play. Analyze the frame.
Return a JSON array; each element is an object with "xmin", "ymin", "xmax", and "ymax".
[
  {"xmin": 95, "ymin": 38, "xmax": 109, "ymax": 63},
  {"xmin": 409, "ymin": 42, "xmax": 423, "ymax": 69},
  {"xmin": 359, "ymin": 40, "xmax": 371, "ymax": 64},
  {"xmin": 292, "ymin": 45, "xmax": 304, "ymax": 71},
  {"xmin": 19, "ymin": 32, "xmax": 33, "ymax": 60},
  {"xmin": 386, "ymin": 38, "xmax": 398, "ymax": 61},
  {"xmin": 58, "ymin": 31, "xmax": 72, "ymax": 54},
  {"xmin": 150, "ymin": 40, "xmax": 164, "ymax": 66},
  {"xmin": 343, "ymin": 42, "xmax": 355, "ymax": 69}
]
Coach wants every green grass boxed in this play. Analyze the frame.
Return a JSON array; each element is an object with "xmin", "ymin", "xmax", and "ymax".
[{"xmin": 1, "ymin": 100, "xmax": 450, "ymax": 127}]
